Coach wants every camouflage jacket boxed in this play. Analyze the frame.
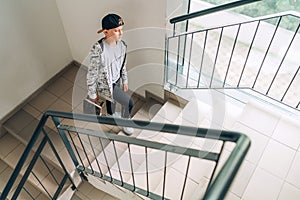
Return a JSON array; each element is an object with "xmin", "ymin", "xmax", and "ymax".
[{"xmin": 87, "ymin": 38, "xmax": 128, "ymax": 101}]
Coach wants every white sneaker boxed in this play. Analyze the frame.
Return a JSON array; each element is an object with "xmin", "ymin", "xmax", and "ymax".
[
  {"xmin": 112, "ymin": 112, "xmax": 122, "ymax": 118},
  {"xmin": 122, "ymin": 127, "xmax": 134, "ymax": 136}
]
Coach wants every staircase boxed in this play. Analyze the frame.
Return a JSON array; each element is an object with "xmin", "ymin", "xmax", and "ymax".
[
  {"xmin": 0, "ymin": 74, "xmax": 251, "ymax": 200},
  {"xmin": 0, "ymin": 61, "xmax": 298, "ymax": 200}
]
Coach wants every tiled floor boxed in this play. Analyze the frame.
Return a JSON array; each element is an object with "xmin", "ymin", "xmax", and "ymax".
[
  {"xmin": 213, "ymin": 100, "xmax": 300, "ymax": 199},
  {"xmin": 167, "ymin": 88, "xmax": 300, "ymax": 199}
]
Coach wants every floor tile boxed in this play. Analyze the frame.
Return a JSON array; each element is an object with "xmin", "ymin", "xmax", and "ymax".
[
  {"xmin": 156, "ymin": 101, "xmax": 182, "ymax": 122},
  {"xmin": 181, "ymin": 99, "xmax": 211, "ymax": 126},
  {"xmin": 243, "ymin": 168, "xmax": 283, "ymax": 200},
  {"xmin": 272, "ymin": 115, "xmax": 300, "ymax": 150},
  {"xmin": 229, "ymin": 160, "xmax": 256, "ymax": 197},
  {"xmin": 222, "ymin": 101, "xmax": 245, "ymax": 130},
  {"xmin": 17, "ymin": 119, "xmax": 40, "ymax": 143},
  {"xmin": 3, "ymin": 109, "xmax": 35, "ymax": 134},
  {"xmin": 102, "ymin": 194, "xmax": 119, "ymax": 200},
  {"xmin": 0, "ymin": 167, "xmax": 13, "ymax": 191},
  {"xmin": 0, "ymin": 159, "xmax": 9, "ymax": 174},
  {"xmin": 0, "ymin": 133, "xmax": 20, "ymax": 159},
  {"xmin": 225, "ymin": 192, "xmax": 241, "ymax": 200},
  {"xmin": 63, "ymin": 85, "xmax": 87, "ymax": 109},
  {"xmin": 29, "ymin": 90, "xmax": 58, "ymax": 112},
  {"xmin": 258, "ymin": 139, "xmax": 295, "ymax": 179},
  {"xmin": 232, "ymin": 122, "xmax": 269, "ymax": 164},
  {"xmin": 87, "ymin": 187, "xmax": 106, "ymax": 199},
  {"xmin": 238, "ymin": 101, "xmax": 280, "ymax": 136},
  {"xmin": 62, "ymin": 65, "xmax": 86, "ymax": 83},
  {"xmin": 278, "ymin": 182, "xmax": 300, "ymax": 200},
  {"xmin": 46, "ymin": 76, "xmax": 73, "ymax": 97},
  {"xmin": 23, "ymin": 103, "xmax": 42, "ymax": 119},
  {"xmin": 154, "ymin": 167, "xmax": 189, "ymax": 200},
  {"xmin": 4, "ymin": 143, "xmax": 26, "ymax": 167},
  {"xmin": 74, "ymin": 73, "xmax": 88, "ymax": 90},
  {"xmin": 286, "ymin": 151, "xmax": 300, "ymax": 188},
  {"xmin": 47, "ymin": 98, "xmax": 72, "ymax": 112}
]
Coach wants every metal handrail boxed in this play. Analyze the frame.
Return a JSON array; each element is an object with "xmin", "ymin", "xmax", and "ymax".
[
  {"xmin": 170, "ymin": 11, "xmax": 300, "ymax": 38},
  {"xmin": 170, "ymin": 0, "xmax": 262, "ymax": 24},
  {"xmin": 1, "ymin": 110, "xmax": 251, "ymax": 200},
  {"xmin": 166, "ymin": 12, "xmax": 300, "ymax": 110}
]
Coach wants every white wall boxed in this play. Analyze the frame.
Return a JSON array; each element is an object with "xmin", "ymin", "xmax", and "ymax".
[
  {"xmin": 0, "ymin": 0, "xmax": 72, "ymax": 120},
  {"xmin": 55, "ymin": 0, "xmax": 167, "ymax": 98}
]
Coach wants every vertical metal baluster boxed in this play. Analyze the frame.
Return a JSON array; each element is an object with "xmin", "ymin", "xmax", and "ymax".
[
  {"xmin": 266, "ymin": 23, "xmax": 300, "ymax": 95},
  {"xmin": 186, "ymin": 33, "xmax": 194, "ymax": 88},
  {"xmin": 145, "ymin": 147, "xmax": 149, "ymax": 196},
  {"xmin": 39, "ymin": 155, "xmax": 59, "ymax": 185},
  {"xmin": 76, "ymin": 132, "xmax": 94, "ymax": 174},
  {"xmin": 23, "ymin": 187, "xmax": 35, "ymax": 200},
  {"xmin": 165, "ymin": 37, "xmax": 170, "ymax": 85},
  {"xmin": 52, "ymin": 117, "xmax": 80, "ymax": 175},
  {"xmin": 99, "ymin": 138, "xmax": 113, "ymax": 182},
  {"xmin": 112, "ymin": 141, "xmax": 124, "ymax": 185},
  {"xmin": 197, "ymin": 30, "xmax": 208, "ymax": 88},
  {"xmin": 207, "ymin": 142, "xmax": 225, "ymax": 189},
  {"xmin": 237, "ymin": 20, "xmax": 261, "ymax": 87},
  {"xmin": 12, "ymin": 137, "xmax": 53, "ymax": 199},
  {"xmin": 181, "ymin": 0, "xmax": 191, "ymax": 67},
  {"xmin": 42, "ymin": 128, "xmax": 76, "ymax": 189},
  {"xmin": 210, "ymin": 28, "xmax": 224, "ymax": 88},
  {"xmin": 67, "ymin": 131, "xmax": 85, "ymax": 168},
  {"xmin": 252, "ymin": 17, "xmax": 282, "ymax": 89},
  {"xmin": 31, "ymin": 171, "xmax": 53, "ymax": 199},
  {"xmin": 180, "ymin": 156, "xmax": 191, "ymax": 200},
  {"xmin": 53, "ymin": 174, "xmax": 69, "ymax": 199},
  {"xmin": 223, "ymin": 24, "xmax": 241, "ymax": 87},
  {"xmin": 128, "ymin": 144, "xmax": 135, "ymax": 191},
  {"xmin": 281, "ymin": 66, "xmax": 300, "ymax": 102},
  {"xmin": 162, "ymin": 151, "xmax": 168, "ymax": 199},
  {"xmin": 175, "ymin": 36, "xmax": 181, "ymax": 86},
  {"xmin": 173, "ymin": 23, "xmax": 176, "ymax": 37},
  {"xmin": 12, "ymin": 137, "xmax": 52, "ymax": 199},
  {"xmin": 88, "ymin": 135, "xmax": 103, "ymax": 177}
]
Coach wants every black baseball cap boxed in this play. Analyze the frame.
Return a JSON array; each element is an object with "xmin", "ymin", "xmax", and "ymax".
[{"xmin": 97, "ymin": 13, "xmax": 124, "ymax": 34}]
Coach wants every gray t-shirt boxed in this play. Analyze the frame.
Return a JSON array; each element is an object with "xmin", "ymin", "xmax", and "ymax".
[{"xmin": 103, "ymin": 40, "xmax": 123, "ymax": 84}]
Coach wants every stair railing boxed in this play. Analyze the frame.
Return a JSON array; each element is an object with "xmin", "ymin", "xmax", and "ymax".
[
  {"xmin": 1, "ymin": 110, "xmax": 251, "ymax": 200},
  {"xmin": 0, "ymin": 113, "xmax": 76, "ymax": 200},
  {"xmin": 166, "ymin": 11, "xmax": 300, "ymax": 111}
]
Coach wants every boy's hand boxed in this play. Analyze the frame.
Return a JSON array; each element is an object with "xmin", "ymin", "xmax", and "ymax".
[
  {"xmin": 90, "ymin": 96, "xmax": 99, "ymax": 103},
  {"xmin": 123, "ymin": 83, "xmax": 128, "ymax": 92}
]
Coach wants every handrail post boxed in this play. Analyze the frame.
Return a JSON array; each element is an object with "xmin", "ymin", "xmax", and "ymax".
[{"xmin": 51, "ymin": 116, "xmax": 84, "ymax": 179}]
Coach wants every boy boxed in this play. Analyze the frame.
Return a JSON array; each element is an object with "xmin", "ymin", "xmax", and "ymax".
[{"xmin": 87, "ymin": 13, "xmax": 134, "ymax": 135}]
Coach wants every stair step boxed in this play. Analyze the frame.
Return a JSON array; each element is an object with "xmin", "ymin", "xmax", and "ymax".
[
  {"xmin": 124, "ymin": 99, "xmax": 224, "ymax": 199},
  {"xmin": 2, "ymin": 108, "xmax": 103, "ymax": 174},
  {"xmin": 105, "ymin": 101, "xmax": 181, "ymax": 175},
  {"xmin": 0, "ymin": 159, "xmax": 49, "ymax": 199},
  {"xmin": 89, "ymin": 99, "xmax": 163, "ymax": 175},
  {"xmin": 0, "ymin": 132, "xmax": 70, "ymax": 198}
]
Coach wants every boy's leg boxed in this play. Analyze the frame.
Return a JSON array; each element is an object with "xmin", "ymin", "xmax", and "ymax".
[
  {"xmin": 106, "ymin": 100, "xmax": 116, "ymax": 116},
  {"xmin": 113, "ymin": 85, "xmax": 134, "ymax": 118}
]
